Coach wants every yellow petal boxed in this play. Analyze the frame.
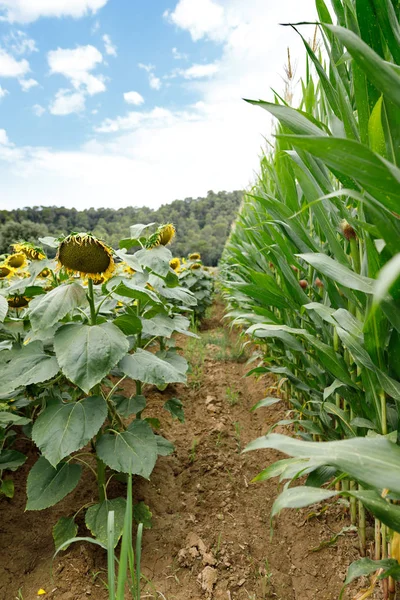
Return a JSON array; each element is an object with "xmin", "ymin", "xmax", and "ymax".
[{"xmin": 37, "ymin": 589, "xmax": 47, "ymax": 595}]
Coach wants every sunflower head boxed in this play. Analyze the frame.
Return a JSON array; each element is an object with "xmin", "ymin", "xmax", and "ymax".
[
  {"xmin": 8, "ymin": 295, "xmax": 30, "ymax": 309},
  {"xmin": 38, "ymin": 268, "xmax": 51, "ymax": 278},
  {"xmin": 12, "ymin": 242, "xmax": 46, "ymax": 261},
  {"xmin": 145, "ymin": 223, "xmax": 175, "ymax": 249},
  {"xmin": 5, "ymin": 253, "xmax": 27, "ymax": 269},
  {"xmin": 170, "ymin": 257, "xmax": 181, "ymax": 272},
  {"xmin": 0, "ymin": 264, "xmax": 14, "ymax": 279},
  {"xmin": 190, "ymin": 263, "xmax": 201, "ymax": 270},
  {"xmin": 56, "ymin": 233, "xmax": 115, "ymax": 280},
  {"xmin": 189, "ymin": 252, "xmax": 201, "ymax": 260}
]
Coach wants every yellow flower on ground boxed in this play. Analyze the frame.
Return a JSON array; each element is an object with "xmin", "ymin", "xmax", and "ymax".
[
  {"xmin": 170, "ymin": 257, "xmax": 181, "ymax": 271},
  {"xmin": 37, "ymin": 589, "xmax": 47, "ymax": 596},
  {"xmin": 0, "ymin": 265, "xmax": 14, "ymax": 279},
  {"xmin": 13, "ymin": 242, "xmax": 46, "ymax": 261},
  {"xmin": 145, "ymin": 223, "xmax": 175, "ymax": 249},
  {"xmin": 189, "ymin": 252, "xmax": 201, "ymax": 260},
  {"xmin": 56, "ymin": 233, "xmax": 115, "ymax": 281},
  {"xmin": 5, "ymin": 253, "xmax": 27, "ymax": 269}
]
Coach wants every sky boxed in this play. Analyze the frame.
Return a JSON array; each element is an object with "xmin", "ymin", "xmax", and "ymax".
[{"xmin": 0, "ymin": 0, "xmax": 318, "ymax": 211}]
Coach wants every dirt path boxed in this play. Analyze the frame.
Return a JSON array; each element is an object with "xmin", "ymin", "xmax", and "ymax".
[{"xmin": 1, "ymin": 299, "xmax": 369, "ymax": 600}]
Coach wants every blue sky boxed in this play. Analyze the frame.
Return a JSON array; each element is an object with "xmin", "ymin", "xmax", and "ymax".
[{"xmin": 0, "ymin": 0, "xmax": 318, "ymax": 210}]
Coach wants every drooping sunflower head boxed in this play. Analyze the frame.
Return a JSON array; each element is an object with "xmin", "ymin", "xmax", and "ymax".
[
  {"xmin": 38, "ymin": 268, "xmax": 51, "ymax": 278},
  {"xmin": 12, "ymin": 242, "xmax": 46, "ymax": 261},
  {"xmin": 190, "ymin": 262, "xmax": 201, "ymax": 270},
  {"xmin": 170, "ymin": 257, "xmax": 181, "ymax": 272},
  {"xmin": 0, "ymin": 264, "xmax": 14, "ymax": 279},
  {"xmin": 145, "ymin": 223, "xmax": 175, "ymax": 249},
  {"xmin": 189, "ymin": 253, "xmax": 201, "ymax": 260},
  {"xmin": 5, "ymin": 253, "xmax": 27, "ymax": 269},
  {"xmin": 56, "ymin": 233, "xmax": 115, "ymax": 280},
  {"xmin": 7, "ymin": 295, "xmax": 30, "ymax": 309}
]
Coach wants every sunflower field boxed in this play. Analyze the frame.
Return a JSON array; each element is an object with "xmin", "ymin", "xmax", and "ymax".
[
  {"xmin": 222, "ymin": 0, "xmax": 400, "ymax": 595},
  {"xmin": 0, "ymin": 223, "xmax": 214, "ymax": 560}
]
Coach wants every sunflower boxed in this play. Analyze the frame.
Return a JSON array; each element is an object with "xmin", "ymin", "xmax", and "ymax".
[
  {"xmin": 190, "ymin": 263, "xmax": 201, "ymax": 270},
  {"xmin": 8, "ymin": 295, "xmax": 30, "ymax": 308},
  {"xmin": 5, "ymin": 253, "xmax": 27, "ymax": 269},
  {"xmin": 170, "ymin": 257, "xmax": 181, "ymax": 272},
  {"xmin": 12, "ymin": 242, "xmax": 46, "ymax": 261},
  {"xmin": 38, "ymin": 268, "xmax": 51, "ymax": 278},
  {"xmin": 189, "ymin": 253, "xmax": 201, "ymax": 260},
  {"xmin": 0, "ymin": 265, "xmax": 14, "ymax": 279},
  {"xmin": 56, "ymin": 233, "xmax": 115, "ymax": 280},
  {"xmin": 145, "ymin": 223, "xmax": 175, "ymax": 249}
]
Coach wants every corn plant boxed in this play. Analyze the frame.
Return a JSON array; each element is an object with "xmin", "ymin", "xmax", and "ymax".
[
  {"xmin": 0, "ymin": 224, "xmax": 197, "ymax": 548},
  {"xmin": 221, "ymin": 0, "xmax": 400, "ymax": 595}
]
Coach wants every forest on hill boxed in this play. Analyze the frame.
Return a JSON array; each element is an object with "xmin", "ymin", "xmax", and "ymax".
[{"xmin": 0, "ymin": 190, "xmax": 242, "ymax": 265}]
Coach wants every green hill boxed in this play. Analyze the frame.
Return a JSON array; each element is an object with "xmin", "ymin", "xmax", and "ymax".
[{"xmin": 0, "ymin": 190, "xmax": 242, "ymax": 265}]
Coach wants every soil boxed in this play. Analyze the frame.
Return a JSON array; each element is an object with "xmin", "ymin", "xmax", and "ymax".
[{"xmin": 0, "ymin": 299, "xmax": 381, "ymax": 600}]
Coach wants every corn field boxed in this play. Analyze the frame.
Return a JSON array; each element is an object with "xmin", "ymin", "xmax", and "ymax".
[{"xmin": 222, "ymin": 0, "xmax": 400, "ymax": 596}]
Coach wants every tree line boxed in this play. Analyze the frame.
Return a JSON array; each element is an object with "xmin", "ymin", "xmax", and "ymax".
[{"xmin": 0, "ymin": 190, "xmax": 242, "ymax": 265}]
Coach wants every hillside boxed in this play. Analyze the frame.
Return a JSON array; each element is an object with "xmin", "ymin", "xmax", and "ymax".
[{"xmin": 0, "ymin": 190, "xmax": 242, "ymax": 265}]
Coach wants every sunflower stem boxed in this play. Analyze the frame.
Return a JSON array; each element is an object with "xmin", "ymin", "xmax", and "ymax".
[{"xmin": 87, "ymin": 279, "xmax": 97, "ymax": 325}]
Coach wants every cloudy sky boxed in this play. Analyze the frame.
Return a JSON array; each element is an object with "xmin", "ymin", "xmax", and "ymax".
[{"xmin": 0, "ymin": 0, "xmax": 317, "ymax": 210}]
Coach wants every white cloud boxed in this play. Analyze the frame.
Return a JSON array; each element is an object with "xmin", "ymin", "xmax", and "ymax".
[
  {"xmin": 3, "ymin": 30, "xmax": 37, "ymax": 55},
  {"xmin": 0, "ymin": 0, "xmax": 109, "ymax": 24},
  {"xmin": 0, "ymin": 48, "xmax": 29, "ymax": 77},
  {"xmin": 91, "ymin": 19, "xmax": 100, "ymax": 34},
  {"xmin": 19, "ymin": 77, "xmax": 38, "ymax": 91},
  {"xmin": 124, "ymin": 91, "xmax": 144, "ymax": 106},
  {"xmin": 181, "ymin": 62, "xmax": 219, "ymax": 79},
  {"xmin": 48, "ymin": 44, "xmax": 105, "ymax": 95},
  {"xmin": 49, "ymin": 89, "xmax": 86, "ymax": 116},
  {"xmin": 0, "ymin": 84, "xmax": 8, "ymax": 98},
  {"xmin": 102, "ymin": 33, "xmax": 117, "ymax": 57},
  {"xmin": 164, "ymin": 0, "xmax": 228, "ymax": 42},
  {"xmin": 0, "ymin": 1, "xmax": 318, "ymax": 211},
  {"xmin": 32, "ymin": 104, "xmax": 45, "ymax": 117},
  {"xmin": 149, "ymin": 73, "xmax": 161, "ymax": 90},
  {"xmin": 138, "ymin": 62, "xmax": 162, "ymax": 91},
  {"xmin": 0, "ymin": 128, "xmax": 8, "ymax": 144},
  {"xmin": 172, "ymin": 47, "xmax": 188, "ymax": 60}
]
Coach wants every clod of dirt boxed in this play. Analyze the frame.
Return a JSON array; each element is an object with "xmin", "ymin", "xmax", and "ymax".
[
  {"xmin": 178, "ymin": 532, "xmax": 217, "ymax": 568},
  {"xmin": 197, "ymin": 566, "xmax": 218, "ymax": 596}
]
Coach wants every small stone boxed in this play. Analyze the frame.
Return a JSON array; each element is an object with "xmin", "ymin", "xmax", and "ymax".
[{"xmin": 197, "ymin": 566, "xmax": 218, "ymax": 595}]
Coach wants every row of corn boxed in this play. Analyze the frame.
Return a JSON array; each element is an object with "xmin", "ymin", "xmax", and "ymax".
[{"xmin": 221, "ymin": 0, "xmax": 400, "ymax": 596}]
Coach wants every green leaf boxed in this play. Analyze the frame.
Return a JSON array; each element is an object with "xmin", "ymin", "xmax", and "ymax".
[
  {"xmin": 278, "ymin": 135, "xmax": 400, "ymax": 214},
  {"xmin": 164, "ymin": 397, "xmax": 185, "ymax": 423},
  {"xmin": 369, "ymin": 96, "xmax": 386, "ymax": 156},
  {"xmin": 342, "ymin": 557, "xmax": 398, "ymax": 587},
  {"xmin": 326, "ymin": 24, "xmax": 400, "ymax": 109},
  {"xmin": 245, "ymin": 434, "xmax": 400, "ymax": 494},
  {"xmin": 119, "ymin": 348, "xmax": 187, "ymax": 386},
  {"xmin": 113, "ymin": 314, "xmax": 142, "ymax": 335},
  {"xmin": 54, "ymin": 322, "xmax": 129, "ymax": 393},
  {"xmin": 32, "ymin": 396, "xmax": 107, "ymax": 467},
  {"xmin": 96, "ymin": 419, "xmax": 158, "ymax": 478},
  {"xmin": 133, "ymin": 501, "xmax": 152, "ymax": 528},
  {"xmin": 53, "ymin": 516, "xmax": 78, "ymax": 551},
  {"xmin": 115, "ymin": 394, "xmax": 146, "ymax": 417},
  {"xmin": 0, "ymin": 295, "xmax": 8, "ymax": 323},
  {"xmin": 130, "ymin": 223, "xmax": 155, "ymax": 239},
  {"xmin": 297, "ymin": 253, "xmax": 375, "ymax": 293},
  {"xmin": 28, "ymin": 282, "xmax": 88, "ymax": 332},
  {"xmin": 0, "ymin": 479, "xmax": 14, "ymax": 498},
  {"xmin": 252, "ymin": 458, "xmax": 308, "ymax": 483},
  {"xmin": 155, "ymin": 435, "xmax": 174, "ymax": 456},
  {"xmin": 246, "ymin": 100, "xmax": 327, "ymax": 136},
  {"xmin": 85, "ymin": 497, "xmax": 126, "ymax": 547},
  {"xmin": 0, "ymin": 412, "xmax": 31, "ymax": 427},
  {"xmin": 26, "ymin": 457, "xmax": 82, "ymax": 510},
  {"xmin": 373, "ymin": 253, "xmax": 400, "ymax": 306},
  {"xmin": 348, "ymin": 488, "xmax": 400, "ymax": 533},
  {"xmin": 0, "ymin": 449, "xmax": 27, "ymax": 471},
  {"xmin": 1, "ymin": 342, "xmax": 60, "ymax": 393},
  {"xmin": 271, "ymin": 486, "xmax": 337, "ymax": 519},
  {"xmin": 250, "ymin": 397, "xmax": 281, "ymax": 411},
  {"xmin": 135, "ymin": 247, "xmax": 172, "ymax": 277}
]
